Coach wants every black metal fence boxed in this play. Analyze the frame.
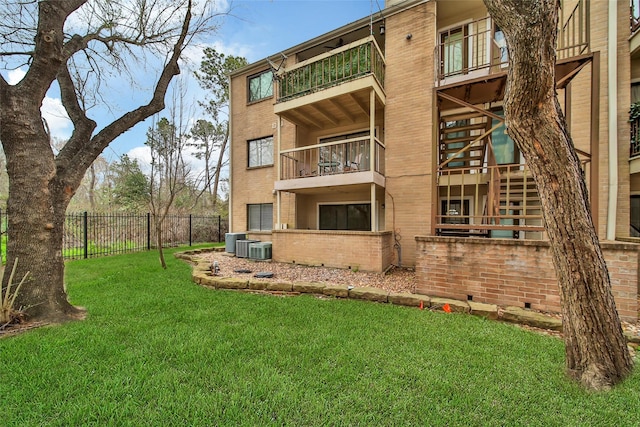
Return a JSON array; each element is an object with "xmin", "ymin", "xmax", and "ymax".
[{"xmin": 0, "ymin": 211, "xmax": 228, "ymax": 261}]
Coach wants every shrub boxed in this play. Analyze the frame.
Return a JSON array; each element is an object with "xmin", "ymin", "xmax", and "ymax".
[{"xmin": 1, "ymin": 258, "xmax": 28, "ymax": 325}]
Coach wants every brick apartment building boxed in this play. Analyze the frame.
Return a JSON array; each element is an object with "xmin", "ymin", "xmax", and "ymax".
[{"xmin": 228, "ymin": 0, "xmax": 640, "ymax": 320}]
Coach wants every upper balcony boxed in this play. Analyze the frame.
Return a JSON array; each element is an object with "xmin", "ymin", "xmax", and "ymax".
[
  {"xmin": 630, "ymin": 113, "xmax": 640, "ymax": 173},
  {"xmin": 434, "ymin": 0, "xmax": 590, "ymax": 94},
  {"xmin": 274, "ymin": 36, "xmax": 386, "ymax": 129},
  {"xmin": 631, "ymin": 0, "xmax": 640, "ymax": 62},
  {"xmin": 632, "ymin": 0, "xmax": 640, "ymax": 36}
]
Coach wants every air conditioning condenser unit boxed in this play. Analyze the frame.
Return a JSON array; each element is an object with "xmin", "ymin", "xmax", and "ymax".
[
  {"xmin": 236, "ymin": 239, "xmax": 259, "ymax": 258},
  {"xmin": 225, "ymin": 232, "xmax": 246, "ymax": 253},
  {"xmin": 249, "ymin": 242, "xmax": 272, "ymax": 260}
]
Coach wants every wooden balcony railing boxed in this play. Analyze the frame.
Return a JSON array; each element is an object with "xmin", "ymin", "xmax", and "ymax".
[
  {"xmin": 558, "ymin": 0, "xmax": 590, "ymax": 60},
  {"xmin": 279, "ymin": 136, "xmax": 385, "ymax": 180},
  {"xmin": 436, "ymin": 164, "xmax": 545, "ymax": 235},
  {"xmin": 436, "ymin": 153, "xmax": 591, "ymax": 237},
  {"xmin": 277, "ymin": 36, "xmax": 385, "ymax": 103}
]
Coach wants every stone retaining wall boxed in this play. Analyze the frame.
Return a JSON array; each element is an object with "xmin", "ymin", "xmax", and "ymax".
[
  {"xmin": 178, "ymin": 250, "xmax": 640, "ymax": 344},
  {"xmin": 187, "ymin": 256, "xmax": 566, "ymax": 331}
]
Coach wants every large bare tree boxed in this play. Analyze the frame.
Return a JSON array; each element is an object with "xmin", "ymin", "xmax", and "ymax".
[
  {"xmin": 483, "ymin": 0, "xmax": 633, "ymax": 389},
  {"xmin": 0, "ymin": 0, "xmax": 221, "ymax": 322}
]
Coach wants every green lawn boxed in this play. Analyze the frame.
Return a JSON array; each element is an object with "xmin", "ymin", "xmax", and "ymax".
[{"xmin": 1, "ymin": 246, "xmax": 639, "ymax": 426}]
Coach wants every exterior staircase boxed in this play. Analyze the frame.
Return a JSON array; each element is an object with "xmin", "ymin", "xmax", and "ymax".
[
  {"xmin": 439, "ymin": 111, "xmax": 490, "ymax": 169},
  {"xmin": 494, "ymin": 171, "xmax": 543, "ymax": 239}
]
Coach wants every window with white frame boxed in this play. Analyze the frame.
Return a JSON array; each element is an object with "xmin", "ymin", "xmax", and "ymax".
[
  {"xmin": 248, "ymin": 70, "xmax": 273, "ymax": 102},
  {"xmin": 248, "ymin": 136, "xmax": 273, "ymax": 167},
  {"xmin": 247, "ymin": 203, "xmax": 273, "ymax": 231}
]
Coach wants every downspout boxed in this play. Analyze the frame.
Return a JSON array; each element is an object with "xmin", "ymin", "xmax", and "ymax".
[
  {"xmin": 606, "ymin": 0, "xmax": 618, "ymax": 241},
  {"xmin": 228, "ymin": 75, "xmax": 233, "ymax": 232}
]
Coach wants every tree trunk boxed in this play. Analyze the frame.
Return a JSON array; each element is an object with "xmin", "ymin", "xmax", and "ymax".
[
  {"xmin": 155, "ymin": 222, "xmax": 167, "ymax": 270},
  {"xmin": 1, "ymin": 85, "xmax": 82, "ymax": 322},
  {"xmin": 211, "ymin": 124, "xmax": 229, "ymax": 213},
  {"xmin": 0, "ymin": 0, "xmax": 193, "ymax": 323},
  {"xmin": 484, "ymin": 0, "xmax": 633, "ymax": 389},
  {"xmin": 88, "ymin": 162, "xmax": 97, "ymax": 212}
]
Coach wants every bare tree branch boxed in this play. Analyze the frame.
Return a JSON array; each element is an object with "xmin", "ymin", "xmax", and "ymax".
[{"xmin": 56, "ymin": 0, "xmax": 194, "ymax": 185}]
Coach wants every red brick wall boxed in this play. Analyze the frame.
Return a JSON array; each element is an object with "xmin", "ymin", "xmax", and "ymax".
[
  {"xmin": 415, "ymin": 237, "xmax": 639, "ymax": 321},
  {"xmin": 272, "ymin": 230, "xmax": 394, "ymax": 272}
]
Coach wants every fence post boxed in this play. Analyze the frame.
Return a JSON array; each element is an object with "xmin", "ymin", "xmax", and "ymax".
[
  {"xmin": 218, "ymin": 215, "xmax": 221, "ymax": 243},
  {"xmin": 189, "ymin": 214, "xmax": 192, "ymax": 247},
  {"xmin": 147, "ymin": 212, "xmax": 151, "ymax": 250},
  {"xmin": 83, "ymin": 211, "xmax": 88, "ymax": 259}
]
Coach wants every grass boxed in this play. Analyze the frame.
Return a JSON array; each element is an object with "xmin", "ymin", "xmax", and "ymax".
[{"xmin": 1, "ymin": 245, "xmax": 639, "ymax": 426}]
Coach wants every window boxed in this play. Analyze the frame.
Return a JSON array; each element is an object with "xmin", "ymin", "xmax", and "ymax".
[
  {"xmin": 440, "ymin": 26, "xmax": 467, "ymax": 76},
  {"xmin": 442, "ymin": 120, "xmax": 469, "ymax": 168},
  {"xmin": 632, "ymin": 196, "xmax": 640, "ymax": 237},
  {"xmin": 318, "ymin": 130, "xmax": 373, "ymax": 172},
  {"xmin": 247, "ymin": 203, "xmax": 273, "ymax": 231},
  {"xmin": 319, "ymin": 203, "xmax": 370, "ymax": 231},
  {"xmin": 440, "ymin": 199, "xmax": 470, "ymax": 225},
  {"xmin": 494, "ymin": 25, "xmax": 508, "ymax": 66},
  {"xmin": 319, "ymin": 130, "xmax": 370, "ymax": 144},
  {"xmin": 248, "ymin": 70, "xmax": 273, "ymax": 102},
  {"xmin": 491, "ymin": 110, "xmax": 518, "ymax": 164},
  {"xmin": 632, "ymin": 82, "xmax": 640, "ymax": 104},
  {"xmin": 248, "ymin": 136, "xmax": 273, "ymax": 167}
]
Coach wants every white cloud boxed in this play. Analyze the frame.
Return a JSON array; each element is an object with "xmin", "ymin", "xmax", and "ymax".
[
  {"xmin": 41, "ymin": 97, "xmax": 72, "ymax": 140},
  {"xmin": 211, "ymin": 0, "xmax": 231, "ymax": 14},
  {"xmin": 5, "ymin": 67, "xmax": 72, "ymax": 140},
  {"xmin": 127, "ymin": 146, "xmax": 153, "ymax": 171},
  {"xmin": 7, "ymin": 68, "xmax": 26, "ymax": 85}
]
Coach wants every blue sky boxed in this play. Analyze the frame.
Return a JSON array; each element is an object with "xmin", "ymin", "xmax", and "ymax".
[
  {"xmin": 2, "ymin": 1, "xmax": 383, "ymax": 173},
  {"xmin": 223, "ymin": 0, "xmax": 382, "ymax": 63},
  {"xmin": 116, "ymin": 0, "xmax": 382, "ymax": 161}
]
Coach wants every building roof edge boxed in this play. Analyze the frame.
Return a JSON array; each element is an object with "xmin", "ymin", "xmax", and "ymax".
[{"xmin": 230, "ymin": 0, "xmax": 430, "ymax": 78}]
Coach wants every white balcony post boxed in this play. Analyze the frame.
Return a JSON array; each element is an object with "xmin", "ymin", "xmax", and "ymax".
[
  {"xmin": 369, "ymin": 89, "xmax": 375, "ymax": 172},
  {"xmin": 277, "ymin": 115, "xmax": 282, "ymax": 180},
  {"xmin": 276, "ymin": 190, "xmax": 281, "ymax": 229},
  {"xmin": 371, "ymin": 183, "xmax": 377, "ymax": 232}
]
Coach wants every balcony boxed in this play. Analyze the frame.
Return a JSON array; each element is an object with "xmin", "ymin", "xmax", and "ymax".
[
  {"xmin": 274, "ymin": 36, "xmax": 385, "ymax": 129},
  {"xmin": 437, "ymin": 164, "xmax": 544, "ymax": 238},
  {"xmin": 632, "ymin": 115, "xmax": 640, "ymax": 158},
  {"xmin": 275, "ymin": 135, "xmax": 385, "ymax": 192},
  {"xmin": 632, "ymin": 0, "xmax": 640, "ymax": 35},
  {"xmin": 631, "ymin": 1, "xmax": 640, "ymax": 59},
  {"xmin": 435, "ymin": 0, "xmax": 589, "ymax": 89},
  {"xmin": 630, "ymin": 114, "xmax": 640, "ymax": 174}
]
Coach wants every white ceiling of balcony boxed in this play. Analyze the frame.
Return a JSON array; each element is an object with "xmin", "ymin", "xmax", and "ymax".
[{"xmin": 276, "ymin": 84, "xmax": 385, "ymax": 130}]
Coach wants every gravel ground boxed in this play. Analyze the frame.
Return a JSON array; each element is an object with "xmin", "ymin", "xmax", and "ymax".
[{"xmin": 202, "ymin": 252, "xmax": 417, "ymax": 294}]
